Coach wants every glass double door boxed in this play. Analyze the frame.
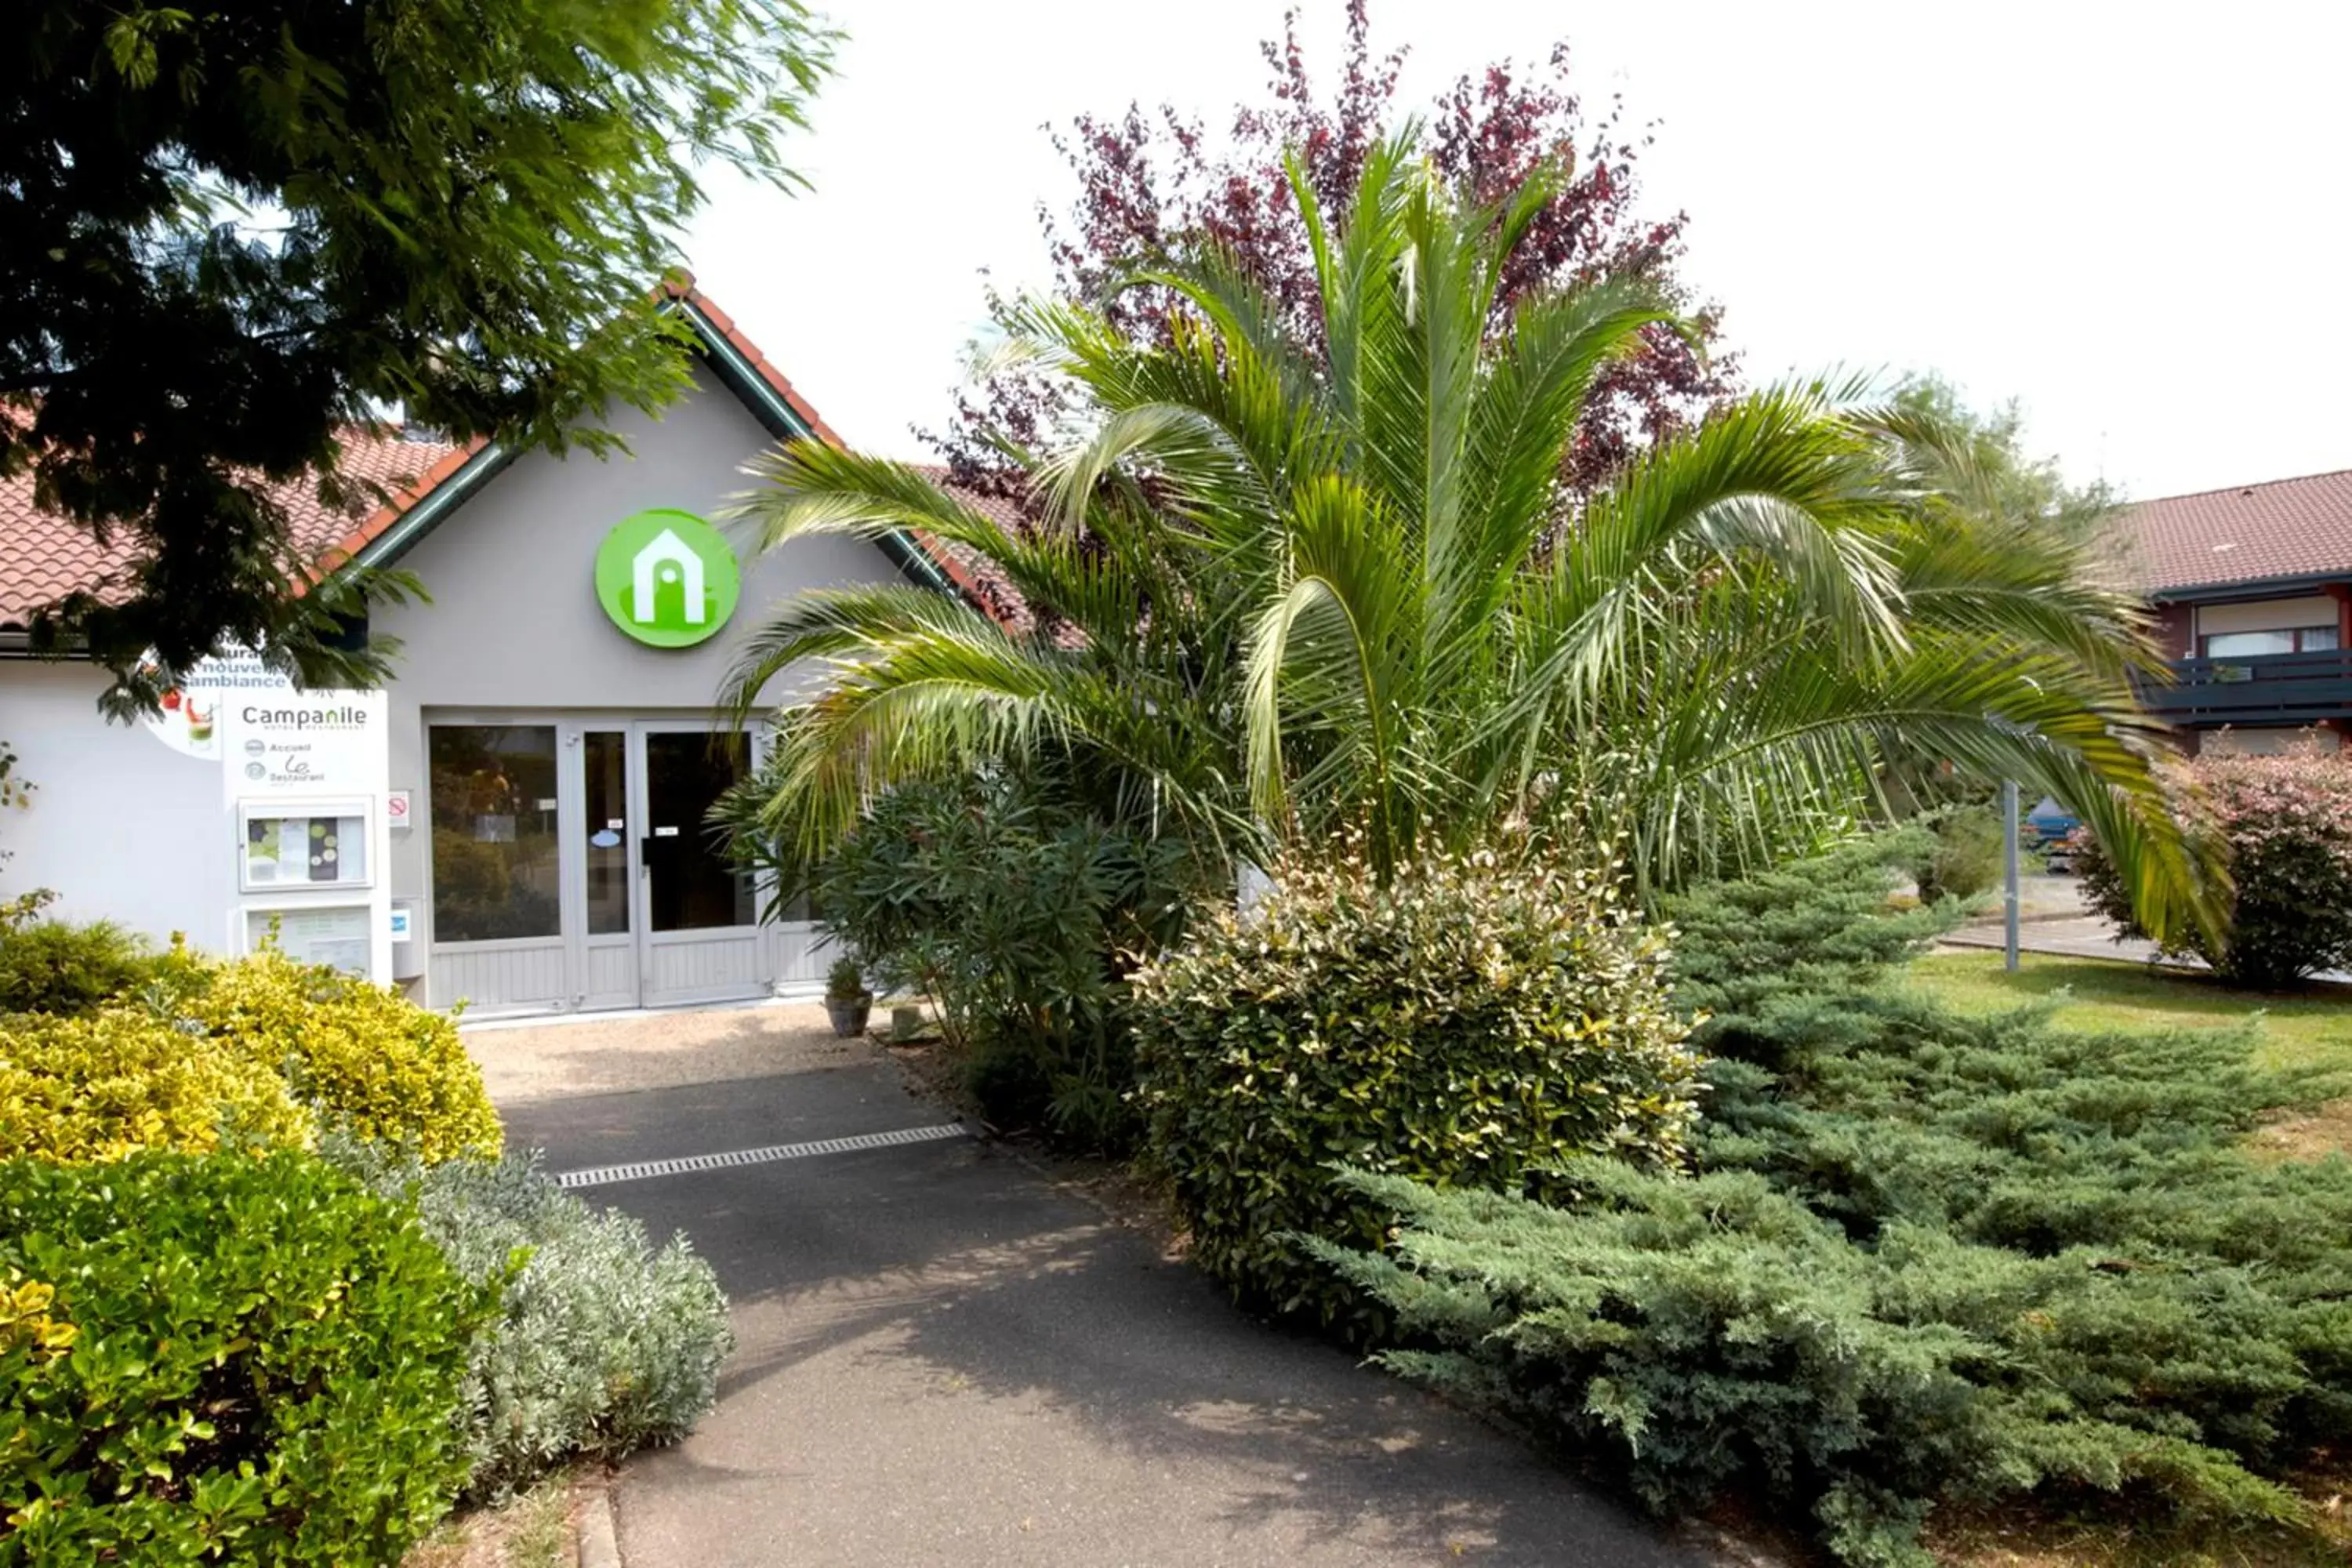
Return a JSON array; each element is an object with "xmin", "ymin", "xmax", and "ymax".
[
  {"xmin": 427, "ymin": 717, "xmax": 766, "ymax": 1014},
  {"xmin": 577, "ymin": 723, "xmax": 761, "ymax": 1010}
]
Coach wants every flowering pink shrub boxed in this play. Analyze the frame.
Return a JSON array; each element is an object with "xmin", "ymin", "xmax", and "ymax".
[{"xmin": 2071, "ymin": 744, "xmax": 2352, "ymax": 986}]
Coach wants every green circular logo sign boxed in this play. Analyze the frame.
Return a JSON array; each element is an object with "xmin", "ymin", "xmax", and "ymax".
[{"xmin": 593, "ymin": 509, "xmax": 740, "ymax": 648}]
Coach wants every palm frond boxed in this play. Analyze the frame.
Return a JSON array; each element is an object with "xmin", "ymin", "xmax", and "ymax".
[{"xmin": 724, "ymin": 129, "xmax": 2211, "ymax": 937}]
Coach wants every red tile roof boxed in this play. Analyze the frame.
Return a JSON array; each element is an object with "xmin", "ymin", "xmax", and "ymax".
[
  {"xmin": 911, "ymin": 465, "xmax": 1033, "ymax": 631},
  {"xmin": 0, "ymin": 274, "xmax": 999, "ymax": 630},
  {"xmin": 2118, "ymin": 468, "xmax": 2352, "ymax": 596},
  {"xmin": 1, "ymin": 430, "xmax": 466, "ymax": 630}
]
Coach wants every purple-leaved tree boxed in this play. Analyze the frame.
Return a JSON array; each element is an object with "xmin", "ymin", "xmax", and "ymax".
[{"xmin": 931, "ymin": 1, "xmax": 1735, "ymax": 501}]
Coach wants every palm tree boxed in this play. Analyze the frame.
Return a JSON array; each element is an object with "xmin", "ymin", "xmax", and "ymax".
[{"xmin": 718, "ymin": 132, "xmax": 2211, "ymax": 943}]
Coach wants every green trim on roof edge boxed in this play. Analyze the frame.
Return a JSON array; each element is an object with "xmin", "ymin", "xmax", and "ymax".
[
  {"xmin": 675, "ymin": 299, "xmax": 956, "ymax": 597},
  {"xmin": 350, "ymin": 441, "xmax": 516, "ymax": 572}
]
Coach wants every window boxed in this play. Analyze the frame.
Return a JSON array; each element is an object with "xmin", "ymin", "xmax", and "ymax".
[
  {"xmin": 429, "ymin": 725, "xmax": 561, "ymax": 942},
  {"xmin": 583, "ymin": 730, "xmax": 630, "ymax": 936},
  {"xmin": 2201, "ymin": 626, "xmax": 2337, "ymax": 658}
]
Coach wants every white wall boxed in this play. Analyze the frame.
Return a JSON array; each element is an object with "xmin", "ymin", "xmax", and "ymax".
[
  {"xmin": 1, "ymin": 361, "xmax": 916, "ymax": 978},
  {"xmin": 4, "ymin": 662, "xmax": 238, "ymax": 949},
  {"xmin": 371, "ymin": 363, "xmax": 909, "ymax": 946}
]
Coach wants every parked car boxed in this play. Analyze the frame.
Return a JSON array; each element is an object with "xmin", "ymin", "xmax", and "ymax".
[{"xmin": 2024, "ymin": 796, "xmax": 2082, "ymax": 870}]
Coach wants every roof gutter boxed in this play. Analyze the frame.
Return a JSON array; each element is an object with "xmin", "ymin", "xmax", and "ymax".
[
  {"xmin": 349, "ymin": 441, "xmax": 518, "ymax": 572},
  {"xmin": 2148, "ymin": 569, "xmax": 2352, "ymax": 603}
]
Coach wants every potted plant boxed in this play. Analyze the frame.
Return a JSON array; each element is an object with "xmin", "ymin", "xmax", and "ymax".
[{"xmin": 824, "ymin": 956, "xmax": 872, "ymax": 1037}]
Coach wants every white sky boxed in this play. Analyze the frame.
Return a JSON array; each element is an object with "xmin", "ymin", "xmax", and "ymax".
[{"xmin": 683, "ymin": 1, "xmax": 2352, "ymax": 503}]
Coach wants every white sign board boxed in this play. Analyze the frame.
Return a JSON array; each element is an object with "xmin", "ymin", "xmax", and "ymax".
[
  {"xmin": 143, "ymin": 652, "xmax": 388, "ymax": 804},
  {"xmin": 142, "ymin": 650, "xmax": 395, "ymax": 985},
  {"xmin": 228, "ymin": 695, "xmax": 386, "ymax": 800},
  {"xmin": 248, "ymin": 904, "xmax": 373, "ymax": 977}
]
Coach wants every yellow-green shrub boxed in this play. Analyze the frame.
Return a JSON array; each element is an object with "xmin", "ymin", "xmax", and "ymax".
[
  {"xmin": 183, "ymin": 950, "xmax": 500, "ymax": 1163},
  {"xmin": 0, "ymin": 1007, "xmax": 311, "ymax": 1163},
  {"xmin": 1, "ymin": 1274, "xmax": 77, "ymax": 1363},
  {"xmin": 1130, "ymin": 842, "xmax": 1702, "ymax": 1330}
]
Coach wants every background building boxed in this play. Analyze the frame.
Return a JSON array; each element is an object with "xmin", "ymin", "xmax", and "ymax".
[{"xmin": 2119, "ymin": 468, "xmax": 2352, "ymax": 754}]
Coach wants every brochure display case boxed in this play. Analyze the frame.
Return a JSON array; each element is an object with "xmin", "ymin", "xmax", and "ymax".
[
  {"xmin": 238, "ymin": 800, "xmax": 372, "ymax": 891},
  {"xmin": 245, "ymin": 904, "xmax": 374, "ymax": 975},
  {"xmin": 146, "ymin": 658, "xmax": 403, "ymax": 984}
]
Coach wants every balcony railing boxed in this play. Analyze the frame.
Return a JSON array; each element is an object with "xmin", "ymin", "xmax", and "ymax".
[{"xmin": 2140, "ymin": 649, "xmax": 2352, "ymax": 726}]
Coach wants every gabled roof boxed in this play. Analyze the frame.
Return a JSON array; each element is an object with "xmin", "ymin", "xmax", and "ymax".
[
  {"xmin": 2118, "ymin": 467, "xmax": 2352, "ymax": 597},
  {"xmin": 0, "ymin": 274, "xmax": 985, "ymax": 630}
]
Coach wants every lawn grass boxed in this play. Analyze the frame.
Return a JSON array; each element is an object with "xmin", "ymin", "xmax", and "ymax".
[{"xmin": 1904, "ymin": 950, "xmax": 2352, "ymax": 1076}]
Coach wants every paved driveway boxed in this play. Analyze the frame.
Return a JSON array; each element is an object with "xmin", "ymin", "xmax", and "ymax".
[{"xmin": 495, "ymin": 1040, "xmax": 1708, "ymax": 1568}]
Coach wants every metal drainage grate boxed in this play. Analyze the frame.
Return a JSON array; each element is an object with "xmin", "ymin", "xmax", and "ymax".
[{"xmin": 554, "ymin": 1122, "xmax": 972, "ymax": 1190}]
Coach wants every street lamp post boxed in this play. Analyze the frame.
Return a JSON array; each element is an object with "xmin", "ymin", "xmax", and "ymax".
[{"xmin": 2002, "ymin": 779, "xmax": 2022, "ymax": 973}]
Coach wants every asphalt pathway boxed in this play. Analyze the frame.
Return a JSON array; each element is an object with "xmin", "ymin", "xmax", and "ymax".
[
  {"xmin": 501, "ymin": 1052, "xmax": 1708, "ymax": 1568},
  {"xmin": 1946, "ymin": 909, "xmax": 2350, "ymax": 983}
]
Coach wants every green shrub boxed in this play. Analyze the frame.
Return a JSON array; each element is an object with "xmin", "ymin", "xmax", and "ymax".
[
  {"xmin": 0, "ymin": 914, "xmax": 156, "ymax": 1016},
  {"xmin": 1321, "ymin": 978, "xmax": 2352, "ymax": 1566},
  {"xmin": 824, "ymin": 954, "xmax": 866, "ymax": 1000},
  {"xmin": 330, "ymin": 1140, "xmax": 732, "ymax": 1501},
  {"xmin": 177, "ymin": 947, "xmax": 502, "ymax": 1162},
  {"xmin": 1909, "ymin": 804, "xmax": 2004, "ymax": 904},
  {"xmin": 0, "ymin": 1005, "xmax": 311, "ymax": 1163},
  {"xmin": 0, "ymin": 1149, "xmax": 489, "ymax": 1565},
  {"xmin": 804, "ymin": 773, "xmax": 1196, "ymax": 1148},
  {"xmin": 2072, "ymin": 746, "xmax": 2352, "ymax": 986},
  {"xmin": 1129, "ymin": 841, "xmax": 1701, "ymax": 1329},
  {"xmin": 1663, "ymin": 829, "xmax": 1955, "ymax": 1065}
]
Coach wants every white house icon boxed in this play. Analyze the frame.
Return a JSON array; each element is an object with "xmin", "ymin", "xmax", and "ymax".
[{"xmin": 630, "ymin": 528, "xmax": 705, "ymax": 625}]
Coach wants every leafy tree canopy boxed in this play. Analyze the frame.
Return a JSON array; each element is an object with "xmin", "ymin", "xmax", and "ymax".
[
  {"xmin": 1889, "ymin": 372, "xmax": 2118, "ymax": 542},
  {"xmin": 2, "ymin": 0, "xmax": 834, "ymax": 710},
  {"xmin": 933, "ymin": 0, "xmax": 1733, "ymax": 524}
]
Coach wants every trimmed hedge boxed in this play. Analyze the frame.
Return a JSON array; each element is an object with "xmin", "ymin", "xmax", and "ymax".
[
  {"xmin": 176, "ymin": 948, "xmax": 502, "ymax": 1162},
  {"xmin": 0, "ymin": 1150, "xmax": 491, "ymax": 1566},
  {"xmin": 0, "ymin": 1006, "xmax": 310, "ymax": 1163},
  {"xmin": 1129, "ymin": 843, "xmax": 1700, "ymax": 1329},
  {"xmin": 0, "ymin": 949, "xmax": 499, "ymax": 1166}
]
